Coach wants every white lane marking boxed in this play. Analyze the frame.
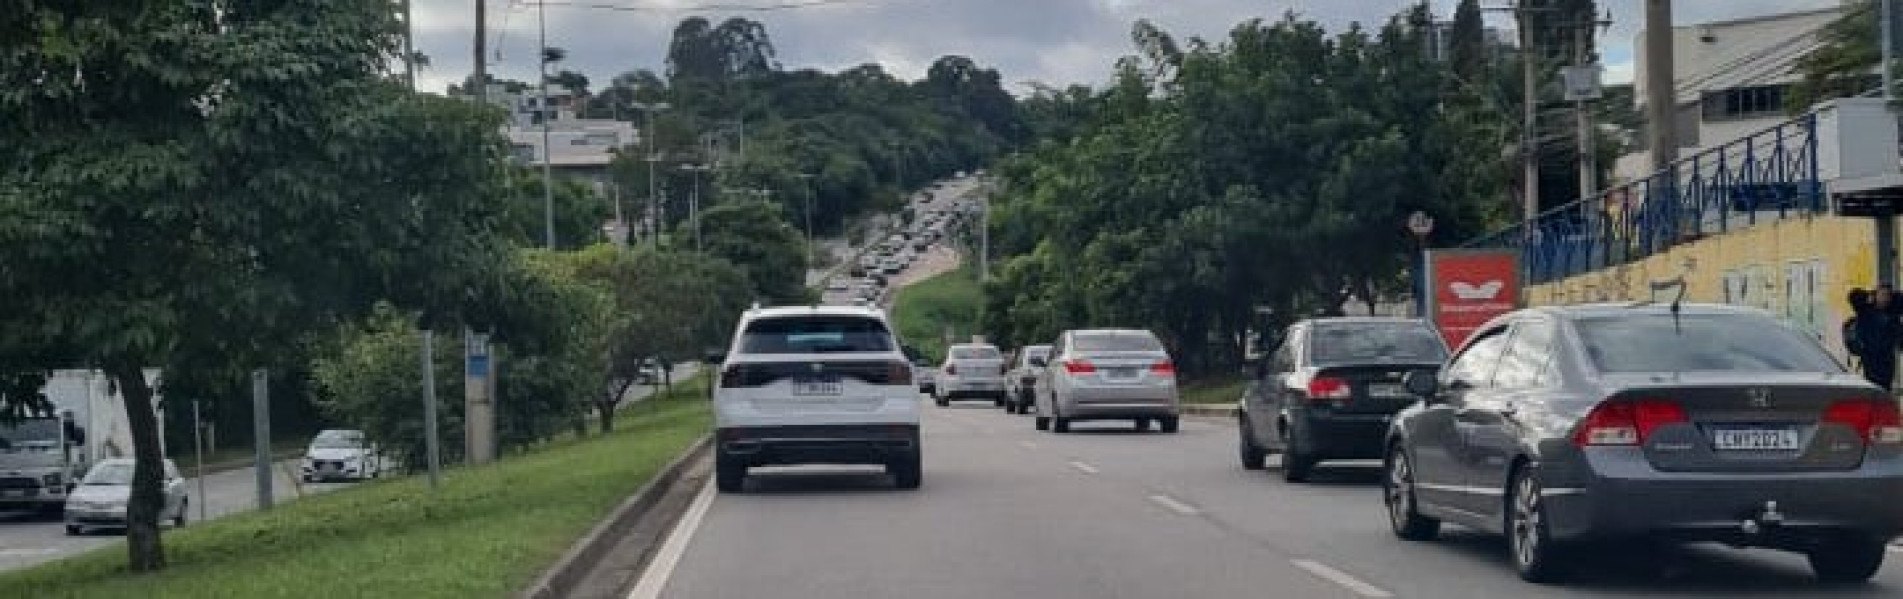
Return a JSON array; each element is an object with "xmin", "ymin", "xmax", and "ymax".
[
  {"xmin": 1067, "ymin": 460, "xmax": 1099, "ymax": 474},
  {"xmin": 1290, "ymin": 559, "xmax": 1394, "ymax": 598},
  {"xmin": 1147, "ymin": 494, "xmax": 1200, "ymax": 516},
  {"xmin": 1019, "ymin": 440, "xmax": 1038, "ymax": 450},
  {"xmin": 626, "ymin": 476, "xmax": 718, "ymax": 599}
]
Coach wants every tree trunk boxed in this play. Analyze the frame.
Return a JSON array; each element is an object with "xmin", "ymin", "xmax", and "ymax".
[
  {"xmin": 596, "ymin": 399, "xmax": 615, "ymax": 434},
  {"xmin": 107, "ymin": 364, "xmax": 166, "ymax": 572}
]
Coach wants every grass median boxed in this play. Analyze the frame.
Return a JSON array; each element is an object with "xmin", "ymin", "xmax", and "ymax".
[
  {"xmin": 3, "ymin": 376, "xmax": 713, "ymax": 599},
  {"xmin": 890, "ymin": 265, "xmax": 982, "ymax": 362},
  {"xmin": 1181, "ymin": 375, "xmax": 1247, "ymax": 405}
]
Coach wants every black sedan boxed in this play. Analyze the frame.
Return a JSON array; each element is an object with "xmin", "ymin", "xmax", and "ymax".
[
  {"xmin": 1238, "ymin": 317, "xmax": 1447, "ymax": 482},
  {"xmin": 1384, "ymin": 303, "xmax": 1903, "ymax": 584}
]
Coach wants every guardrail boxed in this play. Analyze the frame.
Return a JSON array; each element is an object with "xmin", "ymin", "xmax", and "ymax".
[{"xmin": 1465, "ymin": 110, "xmax": 1825, "ymax": 285}]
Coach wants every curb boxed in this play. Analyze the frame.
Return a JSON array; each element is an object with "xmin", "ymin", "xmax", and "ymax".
[
  {"xmin": 1181, "ymin": 404, "xmax": 1238, "ymax": 418},
  {"xmin": 518, "ymin": 433, "xmax": 713, "ymax": 599}
]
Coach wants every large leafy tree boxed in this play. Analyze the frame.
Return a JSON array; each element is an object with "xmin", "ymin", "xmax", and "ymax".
[
  {"xmin": 0, "ymin": 0, "xmax": 512, "ymax": 570},
  {"xmin": 696, "ymin": 199, "xmax": 810, "ymax": 303}
]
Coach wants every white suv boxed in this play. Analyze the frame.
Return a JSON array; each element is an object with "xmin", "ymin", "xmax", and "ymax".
[{"xmin": 707, "ymin": 305, "xmax": 922, "ymax": 492}]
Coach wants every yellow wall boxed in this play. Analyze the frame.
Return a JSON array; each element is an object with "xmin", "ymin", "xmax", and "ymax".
[{"xmin": 1525, "ymin": 215, "xmax": 1878, "ymax": 360}]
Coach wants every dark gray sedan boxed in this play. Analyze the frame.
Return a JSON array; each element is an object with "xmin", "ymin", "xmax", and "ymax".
[{"xmin": 1384, "ymin": 303, "xmax": 1903, "ymax": 584}]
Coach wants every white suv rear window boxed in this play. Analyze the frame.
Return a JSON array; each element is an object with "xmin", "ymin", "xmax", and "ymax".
[
  {"xmin": 950, "ymin": 346, "xmax": 1001, "ymax": 359},
  {"xmin": 739, "ymin": 316, "xmax": 895, "ymax": 354}
]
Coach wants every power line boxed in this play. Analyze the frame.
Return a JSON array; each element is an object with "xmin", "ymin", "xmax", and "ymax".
[{"xmin": 518, "ymin": 0, "xmax": 869, "ymax": 12}]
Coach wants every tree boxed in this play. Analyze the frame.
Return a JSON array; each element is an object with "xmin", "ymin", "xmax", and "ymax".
[
  {"xmin": 1, "ymin": 0, "xmax": 513, "ymax": 570},
  {"xmin": 547, "ymin": 69, "xmax": 591, "ymax": 95},
  {"xmin": 1449, "ymin": 0, "xmax": 1487, "ymax": 81},
  {"xmin": 500, "ymin": 169, "xmax": 613, "ymax": 250},
  {"xmin": 1792, "ymin": 0, "xmax": 1883, "ymax": 110},
  {"xmin": 666, "ymin": 16, "xmax": 778, "ymax": 82},
  {"xmin": 696, "ymin": 199, "xmax": 810, "ymax": 303}
]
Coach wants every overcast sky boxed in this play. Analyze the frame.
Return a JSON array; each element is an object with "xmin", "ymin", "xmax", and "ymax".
[{"xmin": 410, "ymin": 0, "xmax": 1842, "ymax": 96}]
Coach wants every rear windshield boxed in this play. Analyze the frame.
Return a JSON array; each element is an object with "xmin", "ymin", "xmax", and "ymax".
[
  {"xmin": 950, "ymin": 346, "xmax": 1001, "ymax": 359},
  {"xmin": 1072, "ymin": 332, "xmax": 1164, "ymax": 352},
  {"xmin": 1575, "ymin": 314, "xmax": 1842, "ymax": 373},
  {"xmin": 1021, "ymin": 347, "xmax": 1051, "ymax": 362},
  {"xmin": 1309, "ymin": 323, "xmax": 1447, "ymax": 365},
  {"xmin": 740, "ymin": 316, "xmax": 895, "ymax": 354}
]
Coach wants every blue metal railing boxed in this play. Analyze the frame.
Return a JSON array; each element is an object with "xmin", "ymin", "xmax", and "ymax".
[{"xmin": 1464, "ymin": 110, "xmax": 1825, "ymax": 285}]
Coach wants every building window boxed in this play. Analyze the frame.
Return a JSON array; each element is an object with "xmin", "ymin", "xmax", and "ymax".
[{"xmin": 1701, "ymin": 85, "xmax": 1785, "ymax": 121}]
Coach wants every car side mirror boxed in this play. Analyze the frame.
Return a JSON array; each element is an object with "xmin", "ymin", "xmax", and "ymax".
[{"xmin": 1402, "ymin": 371, "xmax": 1439, "ymax": 399}]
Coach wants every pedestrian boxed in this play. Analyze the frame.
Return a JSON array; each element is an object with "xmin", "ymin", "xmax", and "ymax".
[
  {"xmin": 1845, "ymin": 288, "xmax": 1870, "ymax": 373},
  {"xmin": 1851, "ymin": 286, "xmax": 1901, "ymax": 390}
]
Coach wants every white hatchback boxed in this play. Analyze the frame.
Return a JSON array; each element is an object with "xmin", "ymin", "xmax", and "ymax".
[{"xmin": 707, "ymin": 305, "xmax": 922, "ymax": 492}]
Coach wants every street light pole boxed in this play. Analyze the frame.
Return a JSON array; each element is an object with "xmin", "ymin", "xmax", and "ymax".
[
  {"xmin": 797, "ymin": 173, "xmax": 816, "ymax": 271},
  {"xmin": 634, "ymin": 102, "xmax": 670, "ymax": 248},
  {"xmin": 537, "ymin": 0, "xmax": 554, "ymax": 249},
  {"xmin": 1406, "ymin": 211, "xmax": 1436, "ymax": 318}
]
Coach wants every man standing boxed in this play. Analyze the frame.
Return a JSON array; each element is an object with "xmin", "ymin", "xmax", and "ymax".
[{"xmin": 1852, "ymin": 286, "xmax": 1901, "ymax": 390}]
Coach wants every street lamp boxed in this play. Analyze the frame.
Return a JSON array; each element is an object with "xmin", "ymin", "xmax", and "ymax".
[
  {"xmin": 679, "ymin": 164, "xmax": 711, "ymax": 252},
  {"xmin": 1406, "ymin": 211, "xmax": 1436, "ymax": 318},
  {"xmin": 796, "ymin": 173, "xmax": 816, "ymax": 271},
  {"xmin": 633, "ymin": 101, "xmax": 670, "ymax": 248}
]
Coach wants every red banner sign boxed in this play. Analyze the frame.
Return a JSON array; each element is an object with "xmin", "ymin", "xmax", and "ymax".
[{"xmin": 1426, "ymin": 249, "xmax": 1521, "ymax": 350}]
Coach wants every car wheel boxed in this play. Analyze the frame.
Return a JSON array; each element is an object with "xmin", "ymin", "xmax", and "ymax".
[
  {"xmin": 65, "ymin": 524, "xmax": 82, "ymax": 536},
  {"xmin": 1808, "ymin": 534, "xmax": 1886, "ymax": 583},
  {"xmin": 1238, "ymin": 420, "xmax": 1267, "ymax": 470},
  {"xmin": 1507, "ymin": 466, "xmax": 1565, "ymax": 583},
  {"xmin": 994, "ymin": 396, "xmax": 1006, "ymax": 408},
  {"xmin": 1159, "ymin": 417, "xmax": 1180, "ymax": 434},
  {"xmin": 1134, "ymin": 418, "xmax": 1151, "ymax": 432},
  {"xmin": 173, "ymin": 500, "xmax": 188, "ymax": 527},
  {"xmin": 715, "ymin": 458, "xmax": 747, "ymax": 494},
  {"xmin": 1280, "ymin": 425, "xmax": 1315, "ymax": 483},
  {"xmin": 889, "ymin": 453, "xmax": 923, "ymax": 490},
  {"xmin": 1053, "ymin": 417, "xmax": 1071, "ymax": 433},
  {"xmin": 1382, "ymin": 445, "xmax": 1440, "ymax": 541},
  {"xmin": 935, "ymin": 396, "xmax": 949, "ymax": 407},
  {"xmin": 1034, "ymin": 416, "xmax": 1050, "ymax": 431}
]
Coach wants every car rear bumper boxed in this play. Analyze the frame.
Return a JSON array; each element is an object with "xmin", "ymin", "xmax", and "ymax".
[
  {"xmin": 940, "ymin": 378, "xmax": 1006, "ymax": 398},
  {"xmin": 1289, "ymin": 411, "xmax": 1391, "ymax": 459},
  {"xmin": 719, "ymin": 424, "xmax": 920, "ymax": 467},
  {"xmin": 66, "ymin": 511, "xmax": 128, "ymax": 527},
  {"xmin": 1059, "ymin": 393, "xmax": 1179, "ymax": 420},
  {"xmin": 1546, "ymin": 461, "xmax": 1903, "ymax": 545}
]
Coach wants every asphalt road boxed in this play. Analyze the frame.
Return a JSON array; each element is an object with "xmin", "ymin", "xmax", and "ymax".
[
  {"xmin": 634, "ymin": 404, "xmax": 1903, "ymax": 599},
  {"xmin": 0, "ymin": 457, "xmax": 352, "ymax": 572}
]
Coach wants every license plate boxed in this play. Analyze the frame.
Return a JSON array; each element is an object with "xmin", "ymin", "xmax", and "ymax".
[
  {"xmin": 1368, "ymin": 383, "xmax": 1406, "ymax": 397},
  {"xmin": 1712, "ymin": 427, "xmax": 1800, "ymax": 451},
  {"xmin": 792, "ymin": 380, "xmax": 843, "ymax": 396},
  {"xmin": 1104, "ymin": 368, "xmax": 1138, "ymax": 379}
]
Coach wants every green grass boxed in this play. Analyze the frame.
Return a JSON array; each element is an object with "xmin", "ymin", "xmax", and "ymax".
[
  {"xmin": 889, "ymin": 265, "xmax": 982, "ymax": 362},
  {"xmin": 4, "ymin": 377, "xmax": 714, "ymax": 599},
  {"xmin": 1181, "ymin": 375, "xmax": 1248, "ymax": 405}
]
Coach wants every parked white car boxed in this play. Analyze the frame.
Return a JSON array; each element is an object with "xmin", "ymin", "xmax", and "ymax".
[
  {"xmin": 64, "ymin": 458, "xmax": 188, "ymax": 535},
  {"xmin": 300, "ymin": 429, "xmax": 385, "ymax": 482}
]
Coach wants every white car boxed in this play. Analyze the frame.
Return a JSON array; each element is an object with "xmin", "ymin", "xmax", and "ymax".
[
  {"xmin": 934, "ymin": 343, "xmax": 1008, "ymax": 407},
  {"xmin": 65, "ymin": 458, "xmax": 188, "ymax": 535},
  {"xmin": 706, "ymin": 305, "xmax": 922, "ymax": 492},
  {"xmin": 300, "ymin": 429, "xmax": 385, "ymax": 482},
  {"xmin": 1035, "ymin": 329, "xmax": 1180, "ymax": 434}
]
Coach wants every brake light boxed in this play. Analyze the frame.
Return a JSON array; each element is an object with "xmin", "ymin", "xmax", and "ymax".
[
  {"xmin": 886, "ymin": 361, "xmax": 914, "ymax": 386},
  {"xmin": 1150, "ymin": 360, "xmax": 1176, "ymax": 375},
  {"xmin": 1573, "ymin": 399, "xmax": 1686, "ymax": 446},
  {"xmin": 1063, "ymin": 359, "xmax": 1096, "ymax": 374},
  {"xmin": 1823, "ymin": 399, "xmax": 1903, "ymax": 445},
  {"xmin": 1306, "ymin": 377, "xmax": 1350, "ymax": 401}
]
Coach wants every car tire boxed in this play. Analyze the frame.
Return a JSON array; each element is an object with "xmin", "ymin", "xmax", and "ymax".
[
  {"xmin": 65, "ymin": 524, "xmax": 81, "ymax": 536},
  {"xmin": 1382, "ymin": 444, "xmax": 1440, "ymax": 541},
  {"xmin": 715, "ymin": 458, "xmax": 747, "ymax": 494},
  {"xmin": 1507, "ymin": 466, "xmax": 1566, "ymax": 583},
  {"xmin": 889, "ymin": 453, "xmax": 923, "ymax": 490},
  {"xmin": 1281, "ymin": 425, "xmax": 1315, "ymax": 483},
  {"xmin": 1238, "ymin": 420, "xmax": 1268, "ymax": 471},
  {"xmin": 1808, "ymin": 534, "xmax": 1886, "ymax": 583},
  {"xmin": 1034, "ymin": 416, "xmax": 1050, "ymax": 431},
  {"xmin": 935, "ymin": 396, "xmax": 949, "ymax": 407},
  {"xmin": 1053, "ymin": 417, "xmax": 1071, "ymax": 433},
  {"xmin": 1159, "ymin": 417, "xmax": 1180, "ymax": 434},
  {"xmin": 994, "ymin": 396, "xmax": 1006, "ymax": 408},
  {"xmin": 1134, "ymin": 418, "xmax": 1151, "ymax": 432}
]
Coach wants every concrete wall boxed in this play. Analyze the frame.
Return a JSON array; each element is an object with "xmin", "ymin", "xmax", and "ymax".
[{"xmin": 1525, "ymin": 215, "xmax": 1880, "ymax": 362}]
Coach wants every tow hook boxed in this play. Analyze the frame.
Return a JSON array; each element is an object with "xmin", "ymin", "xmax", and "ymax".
[{"xmin": 1739, "ymin": 500, "xmax": 1785, "ymax": 535}]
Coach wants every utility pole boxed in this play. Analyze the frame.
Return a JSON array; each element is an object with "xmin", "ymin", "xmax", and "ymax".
[
  {"xmin": 1644, "ymin": 0, "xmax": 1677, "ymax": 172},
  {"xmin": 797, "ymin": 173, "xmax": 816, "ymax": 271},
  {"xmin": 251, "ymin": 369, "xmax": 272, "ymax": 510},
  {"xmin": 635, "ymin": 102, "xmax": 670, "ymax": 247},
  {"xmin": 473, "ymin": 0, "xmax": 486, "ymax": 105},
  {"xmin": 1884, "ymin": 0, "xmax": 1896, "ymax": 102},
  {"xmin": 537, "ymin": 0, "xmax": 555, "ymax": 249},
  {"xmin": 1566, "ymin": 11, "xmax": 1611, "ymax": 201},
  {"xmin": 403, "ymin": 0, "xmax": 416, "ymax": 90},
  {"xmin": 1518, "ymin": 5, "xmax": 1539, "ymax": 228},
  {"xmin": 421, "ymin": 330, "xmax": 441, "ymax": 489}
]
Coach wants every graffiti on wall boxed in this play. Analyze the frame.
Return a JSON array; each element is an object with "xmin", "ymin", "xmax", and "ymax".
[{"xmin": 1722, "ymin": 259, "xmax": 1829, "ymax": 343}]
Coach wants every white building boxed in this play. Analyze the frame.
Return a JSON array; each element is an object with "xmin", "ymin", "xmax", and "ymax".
[
  {"xmin": 1618, "ymin": 6, "xmax": 1846, "ymax": 182},
  {"xmin": 466, "ymin": 83, "xmax": 640, "ymax": 184}
]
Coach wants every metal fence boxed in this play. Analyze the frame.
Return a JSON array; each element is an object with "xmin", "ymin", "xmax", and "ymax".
[{"xmin": 1464, "ymin": 111, "xmax": 1825, "ymax": 285}]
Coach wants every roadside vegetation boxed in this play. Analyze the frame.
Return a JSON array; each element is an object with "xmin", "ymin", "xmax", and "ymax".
[
  {"xmin": 1180, "ymin": 376, "xmax": 1249, "ymax": 405},
  {"xmin": 0, "ymin": 377, "xmax": 712, "ymax": 599},
  {"xmin": 890, "ymin": 266, "xmax": 983, "ymax": 362}
]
